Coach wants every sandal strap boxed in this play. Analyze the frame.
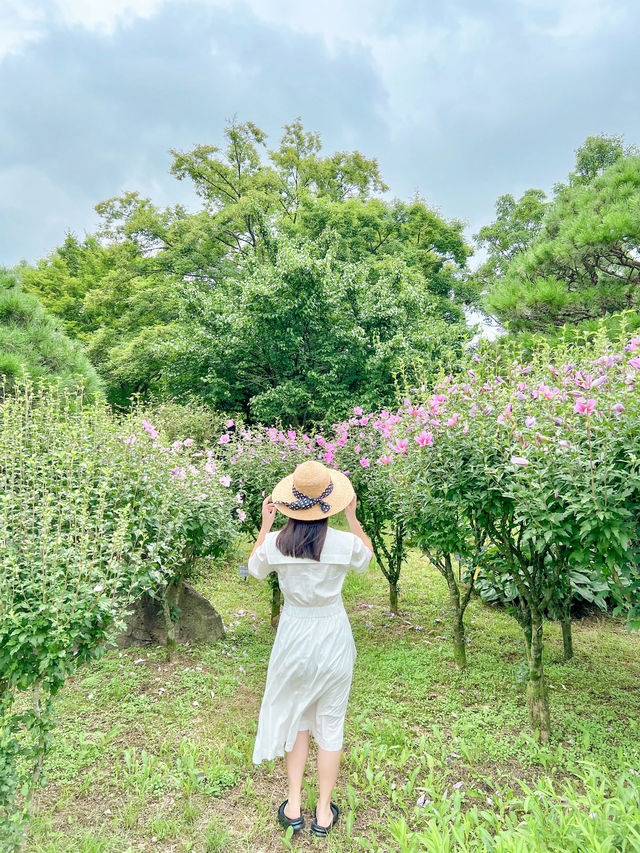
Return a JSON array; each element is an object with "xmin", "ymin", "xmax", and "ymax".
[{"xmin": 277, "ymin": 800, "xmax": 305, "ymax": 832}]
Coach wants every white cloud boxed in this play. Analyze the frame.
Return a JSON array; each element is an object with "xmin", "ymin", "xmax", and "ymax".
[
  {"xmin": 53, "ymin": 0, "xmax": 168, "ymax": 34},
  {"xmin": 0, "ymin": 0, "xmax": 168, "ymax": 59}
]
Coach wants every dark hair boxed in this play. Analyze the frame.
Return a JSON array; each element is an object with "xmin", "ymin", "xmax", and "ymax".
[{"xmin": 276, "ymin": 517, "xmax": 328, "ymax": 561}]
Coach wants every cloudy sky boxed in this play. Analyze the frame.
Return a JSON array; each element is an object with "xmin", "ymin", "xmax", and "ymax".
[{"xmin": 1, "ymin": 0, "xmax": 639, "ymax": 267}]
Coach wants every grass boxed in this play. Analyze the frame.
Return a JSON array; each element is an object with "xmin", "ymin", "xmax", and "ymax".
[{"xmin": 23, "ymin": 548, "xmax": 640, "ymax": 852}]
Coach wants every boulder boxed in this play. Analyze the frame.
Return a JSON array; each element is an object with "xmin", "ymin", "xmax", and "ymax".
[{"xmin": 114, "ymin": 581, "xmax": 225, "ymax": 649}]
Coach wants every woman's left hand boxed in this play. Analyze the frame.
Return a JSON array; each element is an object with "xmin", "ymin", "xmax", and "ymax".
[{"xmin": 261, "ymin": 494, "xmax": 277, "ymax": 530}]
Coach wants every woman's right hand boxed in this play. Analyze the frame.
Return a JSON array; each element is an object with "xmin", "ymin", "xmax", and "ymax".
[{"xmin": 261, "ymin": 494, "xmax": 277, "ymax": 530}]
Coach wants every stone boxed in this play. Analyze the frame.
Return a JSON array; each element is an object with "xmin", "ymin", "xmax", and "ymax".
[{"xmin": 113, "ymin": 581, "xmax": 225, "ymax": 649}]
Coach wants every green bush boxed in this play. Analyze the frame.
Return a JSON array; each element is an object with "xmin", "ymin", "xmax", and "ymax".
[{"xmin": 0, "ymin": 269, "xmax": 101, "ymax": 401}]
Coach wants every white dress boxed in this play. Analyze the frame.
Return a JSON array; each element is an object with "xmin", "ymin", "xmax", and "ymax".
[{"xmin": 248, "ymin": 526, "xmax": 373, "ymax": 764}]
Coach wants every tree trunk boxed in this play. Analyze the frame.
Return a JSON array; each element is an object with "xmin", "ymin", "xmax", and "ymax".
[
  {"xmin": 389, "ymin": 580, "xmax": 399, "ymax": 614},
  {"xmin": 561, "ymin": 608, "xmax": 573, "ymax": 662},
  {"xmin": 443, "ymin": 554, "xmax": 467, "ymax": 669},
  {"xmin": 527, "ymin": 610, "xmax": 550, "ymax": 743},
  {"xmin": 162, "ymin": 585, "xmax": 177, "ymax": 662}
]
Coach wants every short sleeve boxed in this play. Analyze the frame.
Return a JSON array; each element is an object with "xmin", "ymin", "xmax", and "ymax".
[
  {"xmin": 350, "ymin": 535, "xmax": 373, "ymax": 574},
  {"xmin": 247, "ymin": 541, "xmax": 272, "ymax": 580}
]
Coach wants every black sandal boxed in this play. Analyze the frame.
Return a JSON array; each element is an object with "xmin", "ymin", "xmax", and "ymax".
[
  {"xmin": 310, "ymin": 802, "xmax": 339, "ymax": 837},
  {"xmin": 278, "ymin": 800, "xmax": 305, "ymax": 833}
]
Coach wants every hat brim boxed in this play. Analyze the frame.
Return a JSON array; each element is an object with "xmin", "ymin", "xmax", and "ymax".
[{"xmin": 271, "ymin": 468, "xmax": 355, "ymax": 520}]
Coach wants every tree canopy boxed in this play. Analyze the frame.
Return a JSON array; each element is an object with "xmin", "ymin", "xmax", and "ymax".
[
  {"xmin": 20, "ymin": 118, "xmax": 471, "ymax": 418},
  {"xmin": 483, "ymin": 135, "xmax": 640, "ymax": 330},
  {"xmin": 0, "ymin": 269, "xmax": 102, "ymax": 399}
]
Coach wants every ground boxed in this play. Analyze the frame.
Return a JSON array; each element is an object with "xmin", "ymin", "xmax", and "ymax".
[{"xmin": 23, "ymin": 549, "xmax": 640, "ymax": 852}]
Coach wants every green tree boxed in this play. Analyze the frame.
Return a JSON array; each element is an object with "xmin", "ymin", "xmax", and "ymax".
[
  {"xmin": 486, "ymin": 148, "xmax": 640, "ymax": 330},
  {"xmin": 0, "ymin": 269, "xmax": 101, "ymax": 400}
]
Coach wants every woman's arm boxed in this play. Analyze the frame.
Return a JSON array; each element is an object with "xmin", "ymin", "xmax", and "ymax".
[
  {"xmin": 345, "ymin": 495, "xmax": 373, "ymax": 553},
  {"xmin": 249, "ymin": 494, "xmax": 277, "ymax": 558}
]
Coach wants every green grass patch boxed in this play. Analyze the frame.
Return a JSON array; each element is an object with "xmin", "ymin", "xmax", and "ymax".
[{"xmin": 24, "ymin": 549, "xmax": 640, "ymax": 851}]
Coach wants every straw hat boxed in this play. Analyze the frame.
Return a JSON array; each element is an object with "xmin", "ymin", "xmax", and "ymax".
[{"xmin": 272, "ymin": 460, "xmax": 355, "ymax": 520}]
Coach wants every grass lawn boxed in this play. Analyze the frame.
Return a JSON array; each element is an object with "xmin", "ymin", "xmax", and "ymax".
[{"xmin": 24, "ymin": 547, "xmax": 640, "ymax": 852}]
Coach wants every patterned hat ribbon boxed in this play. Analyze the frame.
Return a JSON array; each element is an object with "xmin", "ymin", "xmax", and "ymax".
[{"xmin": 275, "ymin": 480, "xmax": 334, "ymax": 513}]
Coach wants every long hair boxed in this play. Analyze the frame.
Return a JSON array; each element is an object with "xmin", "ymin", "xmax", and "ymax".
[{"xmin": 276, "ymin": 517, "xmax": 328, "ymax": 561}]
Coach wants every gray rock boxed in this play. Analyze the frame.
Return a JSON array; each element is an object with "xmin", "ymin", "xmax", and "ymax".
[{"xmin": 113, "ymin": 581, "xmax": 225, "ymax": 649}]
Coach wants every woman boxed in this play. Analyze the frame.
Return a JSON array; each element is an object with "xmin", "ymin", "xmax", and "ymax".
[{"xmin": 248, "ymin": 459, "xmax": 373, "ymax": 837}]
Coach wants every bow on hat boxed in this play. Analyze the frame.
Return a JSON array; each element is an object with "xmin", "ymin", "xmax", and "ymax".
[{"xmin": 274, "ymin": 481, "xmax": 334, "ymax": 513}]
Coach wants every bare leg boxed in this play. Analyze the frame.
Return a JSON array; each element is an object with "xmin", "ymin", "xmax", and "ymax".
[
  {"xmin": 316, "ymin": 747, "xmax": 341, "ymax": 826},
  {"xmin": 284, "ymin": 730, "xmax": 310, "ymax": 819}
]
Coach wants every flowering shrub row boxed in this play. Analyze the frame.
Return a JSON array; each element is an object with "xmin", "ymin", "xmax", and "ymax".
[
  {"xmin": 209, "ymin": 331, "xmax": 640, "ymax": 742},
  {"xmin": 0, "ymin": 384, "xmax": 240, "ymax": 849}
]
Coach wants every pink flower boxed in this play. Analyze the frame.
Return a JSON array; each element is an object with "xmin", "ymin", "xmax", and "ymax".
[
  {"xmin": 323, "ymin": 451, "xmax": 335, "ymax": 464},
  {"xmin": 378, "ymin": 455, "xmax": 392, "ymax": 465},
  {"xmin": 142, "ymin": 419, "xmax": 158, "ymax": 439},
  {"xmin": 124, "ymin": 435, "xmax": 137, "ymax": 446},
  {"xmin": 236, "ymin": 492, "xmax": 244, "ymax": 504},
  {"xmin": 462, "ymin": 424, "xmax": 469, "ymax": 435},
  {"xmin": 393, "ymin": 439, "xmax": 409, "ymax": 454},
  {"xmin": 629, "ymin": 357, "xmax": 640, "ymax": 370},
  {"xmin": 183, "ymin": 438, "xmax": 195, "ymax": 447},
  {"xmin": 625, "ymin": 336, "xmax": 640, "ymax": 352},
  {"xmin": 446, "ymin": 414, "xmax": 459, "ymax": 427},
  {"xmin": 219, "ymin": 475, "xmax": 231, "ymax": 487},
  {"xmin": 204, "ymin": 460, "xmax": 217, "ymax": 474},
  {"xmin": 612, "ymin": 403, "xmax": 625, "ymax": 416},
  {"xmin": 574, "ymin": 397, "xmax": 596, "ymax": 415},
  {"xmin": 353, "ymin": 406, "xmax": 363, "ymax": 416},
  {"xmin": 226, "ymin": 418, "xmax": 235, "ymax": 428},
  {"xmin": 316, "ymin": 436, "xmax": 326, "ymax": 446},
  {"xmin": 218, "ymin": 434, "xmax": 231, "ymax": 444},
  {"xmin": 236, "ymin": 509, "xmax": 247, "ymax": 521},
  {"xmin": 287, "ymin": 430, "xmax": 297, "ymax": 441},
  {"xmin": 360, "ymin": 458, "xmax": 370, "ymax": 468},
  {"xmin": 414, "ymin": 431, "xmax": 434, "ymax": 448},
  {"xmin": 525, "ymin": 416, "xmax": 536, "ymax": 429},
  {"xmin": 172, "ymin": 440, "xmax": 183, "ymax": 451},
  {"xmin": 511, "ymin": 456, "xmax": 530, "ymax": 466},
  {"xmin": 359, "ymin": 416, "xmax": 370, "ymax": 426},
  {"xmin": 355, "ymin": 444, "xmax": 361, "ymax": 453}
]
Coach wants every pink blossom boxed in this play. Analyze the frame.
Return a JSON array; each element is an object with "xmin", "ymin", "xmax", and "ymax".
[
  {"xmin": 393, "ymin": 439, "xmax": 409, "ymax": 454},
  {"xmin": 360, "ymin": 458, "xmax": 371, "ymax": 468},
  {"xmin": 236, "ymin": 492, "xmax": 244, "ymax": 504},
  {"xmin": 323, "ymin": 451, "xmax": 335, "ymax": 464},
  {"xmin": 219, "ymin": 475, "xmax": 232, "ymax": 487},
  {"xmin": 124, "ymin": 435, "xmax": 137, "ymax": 446},
  {"xmin": 353, "ymin": 406, "xmax": 363, "ymax": 416},
  {"xmin": 301, "ymin": 434, "xmax": 310, "ymax": 442},
  {"xmin": 316, "ymin": 436, "xmax": 326, "ymax": 446},
  {"xmin": 629, "ymin": 357, "xmax": 640, "ymax": 370},
  {"xmin": 612, "ymin": 403, "xmax": 625, "ymax": 416},
  {"xmin": 218, "ymin": 434, "xmax": 231, "ymax": 444},
  {"xmin": 172, "ymin": 440, "xmax": 183, "ymax": 452},
  {"xmin": 574, "ymin": 397, "xmax": 596, "ymax": 415},
  {"xmin": 625, "ymin": 336, "xmax": 640, "ymax": 352},
  {"xmin": 558, "ymin": 440, "xmax": 570, "ymax": 448},
  {"xmin": 525, "ymin": 416, "xmax": 536, "ymax": 429},
  {"xmin": 355, "ymin": 444, "xmax": 361, "ymax": 453},
  {"xmin": 359, "ymin": 416, "xmax": 370, "ymax": 425},
  {"xmin": 287, "ymin": 430, "xmax": 297, "ymax": 441},
  {"xmin": 414, "ymin": 431, "xmax": 434, "ymax": 448},
  {"xmin": 511, "ymin": 456, "xmax": 530, "ymax": 466},
  {"xmin": 142, "ymin": 419, "xmax": 158, "ymax": 439},
  {"xmin": 446, "ymin": 413, "xmax": 459, "ymax": 427},
  {"xmin": 204, "ymin": 460, "xmax": 217, "ymax": 474},
  {"xmin": 462, "ymin": 424, "xmax": 469, "ymax": 435},
  {"xmin": 378, "ymin": 455, "xmax": 393, "ymax": 465},
  {"xmin": 226, "ymin": 418, "xmax": 235, "ymax": 428},
  {"xmin": 183, "ymin": 438, "xmax": 195, "ymax": 447},
  {"xmin": 236, "ymin": 509, "xmax": 247, "ymax": 522}
]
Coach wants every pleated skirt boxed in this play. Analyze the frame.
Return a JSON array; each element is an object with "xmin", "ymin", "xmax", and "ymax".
[{"xmin": 252, "ymin": 600, "xmax": 357, "ymax": 764}]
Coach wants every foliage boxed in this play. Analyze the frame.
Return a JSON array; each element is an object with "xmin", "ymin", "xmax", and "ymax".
[
  {"xmin": 0, "ymin": 384, "xmax": 238, "ymax": 847},
  {"xmin": 485, "ymin": 137, "xmax": 640, "ymax": 330},
  {"xmin": 20, "ymin": 118, "xmax": 472, "ymax": 414},
  {"xmin": 0, "ymin": 269, "xmax": 101, "ymax": 401}
]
